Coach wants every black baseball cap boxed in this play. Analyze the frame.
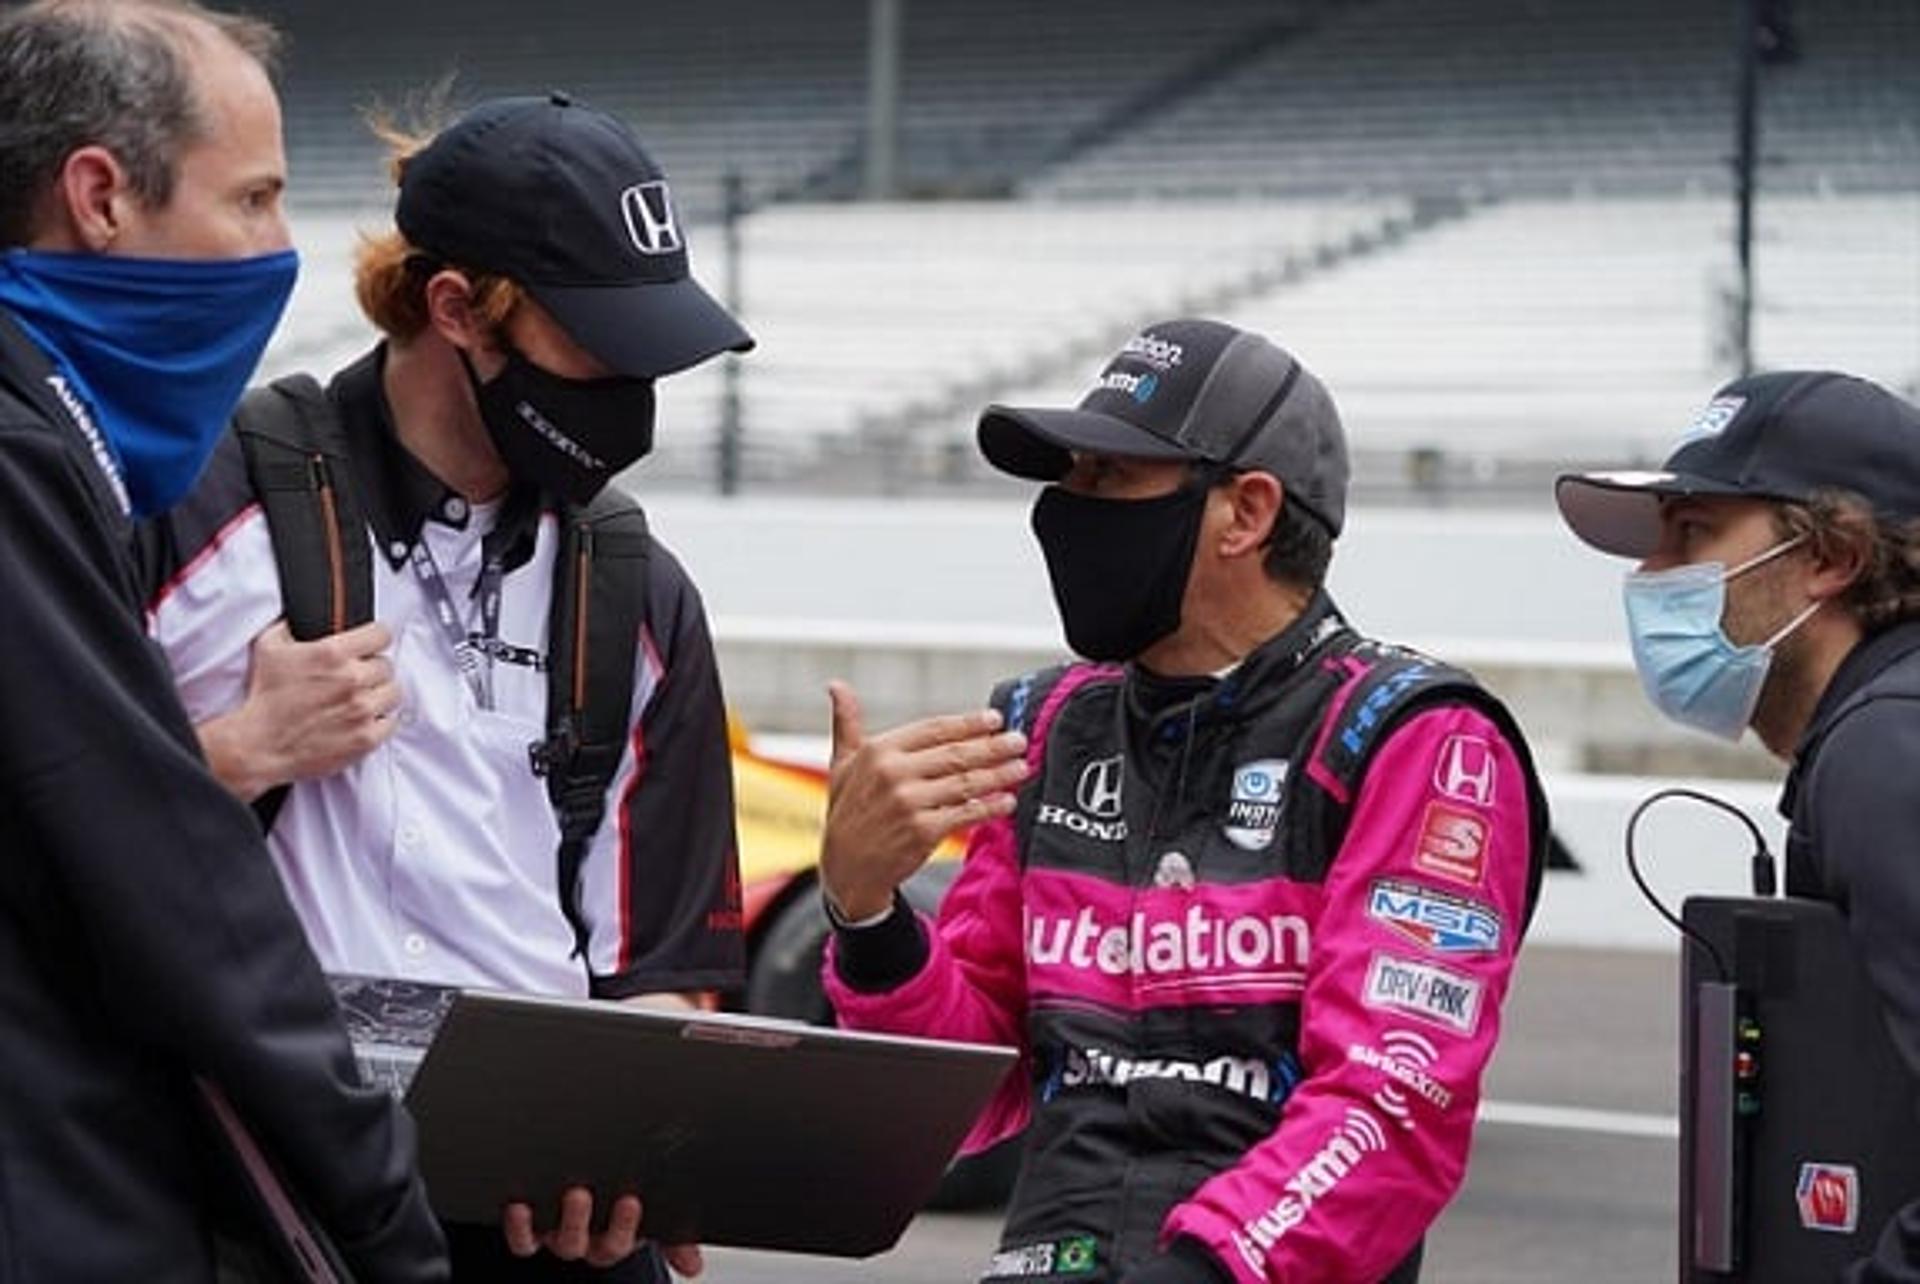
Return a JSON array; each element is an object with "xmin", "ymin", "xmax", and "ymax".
[
  {"xmin": 1557, "ymin": 371, "xmax": 1920, "ymax": 558},
  {"xmin": 396, "ymin": 93, "xmax": 753, "ymax": 379},
  {"xmin": 977, "ymin": 318, "xmax": 1350, "ymax": 536}
]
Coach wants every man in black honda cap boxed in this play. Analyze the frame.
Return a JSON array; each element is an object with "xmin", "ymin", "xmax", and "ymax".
[
  {"xmin": 1559, "ymin": 371, "xmax": 1920, "ymax": 1282},
  {"xmin": 817, "ymin": 319, "xmax": 1549, "ymax": 1283},
  {"xmin": 139, "ymin": 94, "xmax": 750, "ymax": 1281}
]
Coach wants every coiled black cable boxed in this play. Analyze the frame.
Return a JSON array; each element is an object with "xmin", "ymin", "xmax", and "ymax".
[{"xmin": 1624, "ymin": 787, "xmax": 1778, "ymax": 984}]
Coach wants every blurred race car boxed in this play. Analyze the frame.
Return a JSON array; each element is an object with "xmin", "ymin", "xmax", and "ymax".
[{"xmin": 728, "ymin": 721, "xmax": 1018, "ymax": 1208}]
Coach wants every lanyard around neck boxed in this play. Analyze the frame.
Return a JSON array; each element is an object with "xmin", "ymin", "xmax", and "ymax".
[{"xmin": 406, "ymin": 535, "xmax": 504, "ymax": 711}]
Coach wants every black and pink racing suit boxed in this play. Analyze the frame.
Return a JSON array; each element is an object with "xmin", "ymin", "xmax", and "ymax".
[{"xmin": 827, "ymin": 594, "xmax": 1548, "ymax": 1283}]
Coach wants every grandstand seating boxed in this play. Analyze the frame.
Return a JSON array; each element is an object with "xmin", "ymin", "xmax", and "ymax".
[
  {"xmin": 265, "ymin": 198, "xmax": 1411, "ymax": 481},
  {"xmin": 252, "ymin": 0, "xmax": 1916, "ymax": 500},
  {"xmin": 1032, "ymin": 0, "xmax": 1919, "ymax": 200},
  {"xmin": 251, "ymin": 0, "xmax": 1304, "ymax": 213},
  {"xmin": 254, "ymin": 0, "xmax": 869, "ymax": 213},
  {"xmin": 257, "ymin": 0, "xmax": 1913, "ymax": 210},
  {"xmin": 269, "ymin": 191, "xmax": 1914, "ymax": 495},
  {"xmin": 911, "ymin": 194, "xmax": 1920, "ymax": 491}
]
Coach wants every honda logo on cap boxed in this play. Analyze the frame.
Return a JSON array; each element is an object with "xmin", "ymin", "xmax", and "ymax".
[
  {"xmin": 1433, "ymin": 734, "xmax": 1496, "ymax": 808},
  {"xmin": 620, "ymin": 181, "xmax": 683, "ymax": 256},
  {"xmin": 1077, "ymin": 756, "xmax": 1124, "ymax": 819}
]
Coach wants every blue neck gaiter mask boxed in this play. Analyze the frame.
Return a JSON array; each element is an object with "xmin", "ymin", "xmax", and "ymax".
[{"xmin": 0, "ymin": 247, "xmax": 299, "ymax": 517}]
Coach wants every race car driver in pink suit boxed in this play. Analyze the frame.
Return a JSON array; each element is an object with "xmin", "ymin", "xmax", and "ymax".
[{"xmin": 819, "ymin": 320, "xmax": 1548, "ymax": 1284}]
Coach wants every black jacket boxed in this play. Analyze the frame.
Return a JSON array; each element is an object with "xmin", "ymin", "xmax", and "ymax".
[
  {"xmin": 0, "ymin": 309, "xmax": 448, "ymax": 1281},
  {"xmin": 1782, "ymin": 620, "xmax": 1920, "ymax": 1284}
]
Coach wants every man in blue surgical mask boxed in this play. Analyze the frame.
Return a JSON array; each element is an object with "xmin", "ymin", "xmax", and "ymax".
[
  {"xmin": 0, "ymin": 2, "xmax": 446, "ymax": 1280},
  {"xmin": 1558, "ymin": 371, "xmax": 1920, "ymax": 1282}
]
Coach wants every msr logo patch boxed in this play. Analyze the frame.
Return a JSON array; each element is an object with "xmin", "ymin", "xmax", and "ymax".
[
  {"xmin": 1412, "ymin": 801, "xmax": 1489, "ymax": 886},
  {"xmin": 1367, "ymin": 879, "xmax": 1502, "ymax": 955}
]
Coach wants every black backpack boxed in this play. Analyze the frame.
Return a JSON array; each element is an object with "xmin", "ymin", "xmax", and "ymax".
[{"xmin": 230, "ymin": 374, "xmax": 651, "ymax": 954}]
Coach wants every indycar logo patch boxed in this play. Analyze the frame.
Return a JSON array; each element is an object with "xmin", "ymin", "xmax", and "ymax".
[{"xmin": 1224, "ymin": 758, "xmax": 1286, "ymax": 851}]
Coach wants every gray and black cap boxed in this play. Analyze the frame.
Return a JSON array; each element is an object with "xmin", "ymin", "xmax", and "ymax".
[
  {"xmin": 977, "ymin": 318, "xmax": 1350, "ymax": 536},
  {"xmin": 1557, "ymin": 371, "xmax": 1920, "ymax": 558}
]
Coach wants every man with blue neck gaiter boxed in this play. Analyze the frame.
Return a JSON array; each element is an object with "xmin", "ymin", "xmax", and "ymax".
[
  {"xmin": 0, "ymin": 3, "xmax": 445, "ymax": 1282},
  {"xmin": 1558, "ymin": 373, "xmax": 1920, "ymax": 1283}
]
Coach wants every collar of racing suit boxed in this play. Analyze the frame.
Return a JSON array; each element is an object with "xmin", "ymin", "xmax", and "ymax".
[{"xmin": 1124, "ymin": 589, "xmax": 1350, "ymax": 841}]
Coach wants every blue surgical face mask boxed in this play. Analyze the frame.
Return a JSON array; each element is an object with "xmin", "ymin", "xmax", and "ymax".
[
  {"xmin": 0, "ymin": 247, "xmax": 299, "ymax": 517},
  {"xmin": 1622, "ymin": 536, "xmax": 1820, "ymax": 741}
]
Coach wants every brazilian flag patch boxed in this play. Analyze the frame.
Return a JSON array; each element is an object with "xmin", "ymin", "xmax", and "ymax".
[{"xmin": 1056, "ymin": 1235, "xmax": 1098, "ymax": 1275}]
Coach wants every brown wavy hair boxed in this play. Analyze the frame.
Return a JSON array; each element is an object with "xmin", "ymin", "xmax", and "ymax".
[{"xmin": 1773, "ymin": 488, "xmax": 1920, "ymax": 633}]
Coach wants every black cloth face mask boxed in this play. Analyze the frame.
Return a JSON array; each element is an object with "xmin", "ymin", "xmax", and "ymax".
[
  {"xmin": 1030, "ymin": 477, "xmax": 1211, "ymax": 662},
  {"xmin": 462, "ymin": 345, "xmax": 656, "ymax": 506}
]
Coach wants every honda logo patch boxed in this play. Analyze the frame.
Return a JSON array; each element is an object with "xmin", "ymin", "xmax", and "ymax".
[
  {"xmin": 1433, "ymin": 734, "xmax": 1496, "ymax": 808},
  {"xmin": 620, "ymin": 181, "xmax": 683, "ymax": 256},
  {"xmin": 1076, "ymin": 756, "xmax": 1124, "ymax": 819}
]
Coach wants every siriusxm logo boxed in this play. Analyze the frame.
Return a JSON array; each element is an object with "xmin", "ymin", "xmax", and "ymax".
[
  {"xmin": 1367, "ymin": 880, "xmax": 1501, "ymax": 955},
  {"xmin": 1348, "ymin": 1028, "xmax": 1456, "ymax": 1112},
  {"xmin": 1231, "ymin": 1108, "xmax": 1388, "ymax": 1271},
  {"xmin": 1058, "ymin": 1045, "xmax": 1283, "ymax": 1104},
  {"xmin": 1097, "ymin": 369, "xmax": 1160, "ymax": 403}
]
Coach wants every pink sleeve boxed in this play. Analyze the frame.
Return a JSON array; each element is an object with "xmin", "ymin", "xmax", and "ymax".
[
  {"xmin": 823, "ymin": 814, "xmax": 1032, "ymax": 1153},
  {"xmin": 1163, "ymin": 705, "xmax": 1534, "ymax": 1283}
]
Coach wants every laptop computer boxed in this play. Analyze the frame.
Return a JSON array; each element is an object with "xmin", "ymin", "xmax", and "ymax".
[
  {"xmin": 1680, "ymin": 896, "xmax": 1920, "ymax": 1283},
  {"xmin": 327, "ymin": 976, "xmax": 1017, "ymax": 1256}
]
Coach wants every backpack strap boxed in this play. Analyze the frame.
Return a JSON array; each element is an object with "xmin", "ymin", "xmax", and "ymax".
[
  {"xmin": 535, "ymin": 486, "xmax": 651, "ymax": 957},
  {"xmin": 232, "ymin": 375, "xmax": 374, "ymax": 832},
  {"xmin": 231, "ymin": 375, "xmax": 374, "ymax": 641},
  {"xmin": 1285, "ymin": 638, "xmax": 1550, "ymax": 931}
]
